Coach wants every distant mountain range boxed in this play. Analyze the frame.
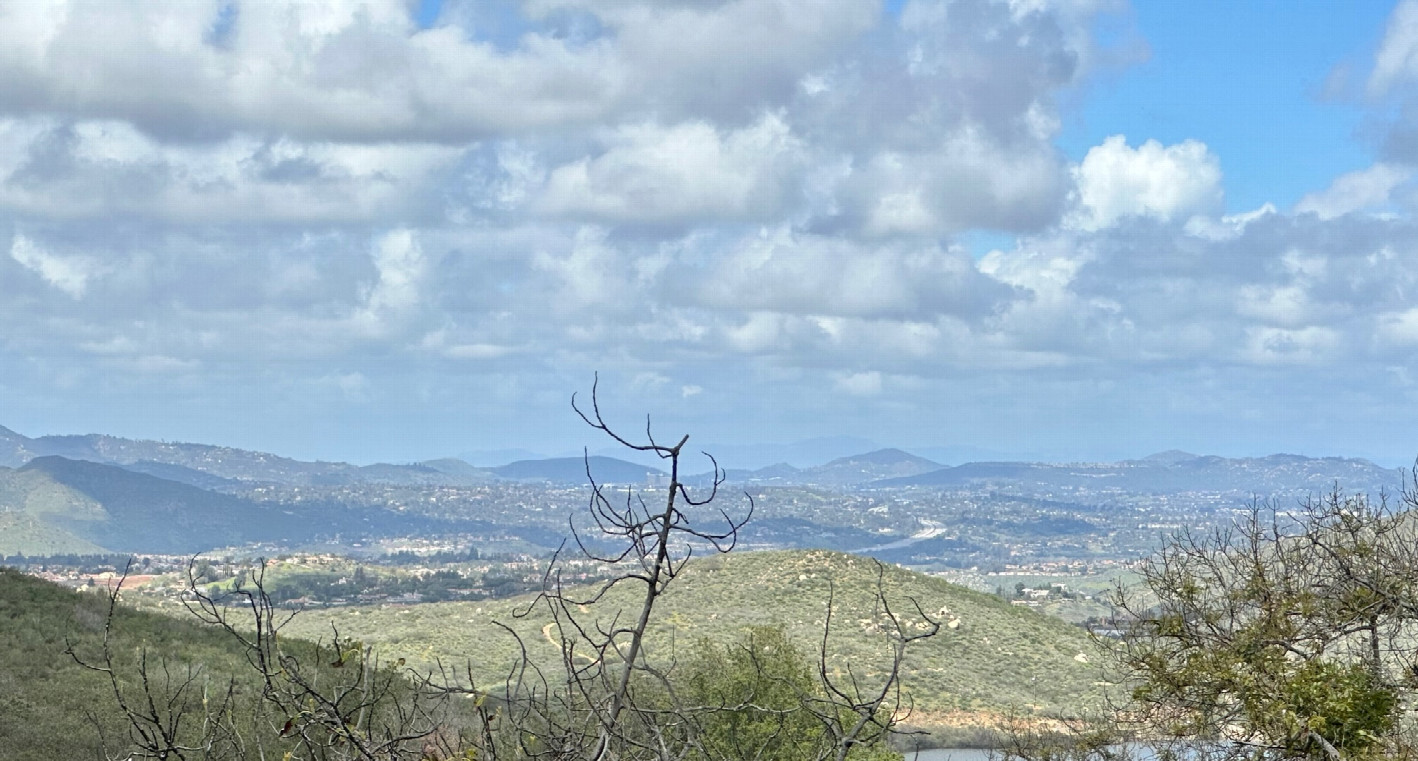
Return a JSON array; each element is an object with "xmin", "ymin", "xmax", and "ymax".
[
  {"xmin": 1, "ymin": 422, "xmax": 1405, "ymax": 493},
  {"xmin": 872, "ymin": 452, "xmax": 1403, "ymax": 496},
  {"xmin": 0, "ymin": 423, "xmax": 489, "ymax": 486},
  {"xmin": 0, "ymin": 421, "xmax": 1408, "ymax": 557}
]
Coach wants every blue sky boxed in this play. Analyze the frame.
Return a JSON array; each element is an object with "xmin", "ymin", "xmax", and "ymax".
[
  {"xmin": 1058, "ymin": 1, "xmax": 1392, "ymax": 213},
  {"xmin": 5, "ymin": 0, "xmax": 1418, "ymax": 468}
]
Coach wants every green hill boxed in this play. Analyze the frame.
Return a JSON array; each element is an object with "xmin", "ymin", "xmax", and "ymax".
[
  {"xmin": 0, "ymin": 568, "xmax": 264, "ymax": 760},
  {"xmin": 0, "ymin": 457, "xmax": 311, "ymax": 554},
  {"xmin": 0, "ymin": 568, "xmax": 488, "ymax": 760},
  {"xmin": 281, "ymin": 549, "xmax": 1112, "ymax": 737}
]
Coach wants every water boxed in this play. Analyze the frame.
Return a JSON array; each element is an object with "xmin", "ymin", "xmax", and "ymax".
[{"xmin": 905, "ymin": 750, "xmax": 995, "ymax": 761}]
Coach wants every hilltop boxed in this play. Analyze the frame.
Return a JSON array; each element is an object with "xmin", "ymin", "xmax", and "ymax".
[{"xmin": 278, "ymin": 549, "xmax": 1110, "ymax": 738}]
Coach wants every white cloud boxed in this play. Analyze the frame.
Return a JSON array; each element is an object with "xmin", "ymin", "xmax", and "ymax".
[
  {"xmin": 324, "ymin": 371, "xmax": 371, "ymax": 402},
  {"xmin": 537, "ymin": 114, "xmax": 805, "ymax": 224},
  {"xmin": 528, "ymin": 0, "xmax": 879, "ymax": 122},
  {"xmin": 1378, "ymin": 307, "xmax": 1418, "ymax": 346},
  {"xmin": 1241, "ymin": 326, "xmax": 1342, "ymax": 365},
  {"xmin": 24, "ymin": 0, "xmax": 1418, "ymax": 463},
  {"xmin": 848, "ymin": 131, "xmax": 1066, "ymax": 236},
  {"xmin": 835, "ymin": 370, "xmax": 883, "ymax": 396},
  {"xmin": 0, "ymin": 1, "xmax": 624, "ymax": 142},
  {"xmin": 9, "ymin": 234, "xmax": 97, "ymax": 297},
  {"xmin": 365, "ymin": 229, "xmax": 425, "ymax": 314},
  {"xmin": 1294, "ymin": 163, "xmax": 1412, "ymax": 220},
  {"xmin": 1183, "ymin": 204, "xmax": 1277, "ymax": 241},
  {"xmin": 1368, "ymin": 0, "xmax": 1418, "ymax": 97},
  {"xmin": 693, "ymin": 227, "xmax": 1017, "ymax": 320},
  {"xmin": 1070, "ymin": 136, "xmax": 1223, "ymax": 230},
  {"xmin": 0, "ymin": 118, "xmax": 462, "ymax": 223}
]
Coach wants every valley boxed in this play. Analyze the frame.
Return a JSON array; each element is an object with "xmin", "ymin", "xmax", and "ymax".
[{"xmin": 2, "ymin": 422, "xmax": 1410, "ymax": 751}]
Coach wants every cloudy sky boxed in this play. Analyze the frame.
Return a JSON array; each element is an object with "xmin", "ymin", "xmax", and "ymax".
[{"xmin": 4, "ymin": 0, "xmax": 1418, "ymax": 467}]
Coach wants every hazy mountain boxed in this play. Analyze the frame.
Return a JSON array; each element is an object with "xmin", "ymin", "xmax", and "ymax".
[
  {"xmin": 0, "ymin": 424, "xmax": 27, "ymax": 468},
  {"xmin": 7, "ymin": 456, "xmax": 320, "ymax": 554},
  {"xmin": 1143, "ymin": 449, "xmax": 1201, "ymax": 463},
  {"xmin": 692, "ymin": 436, "xmax": 881, "ymax": 470},
  {"xmin": 115, "ymin": 460, "xmax": 246, "ymax": 490},
  {"xmin": 875, "ymin": 453, "xmax": 1403, "ymax": 496},
  {"xmin": 0, "ymin": 425, "xmax": 493, "ymax": 487},
  {"xmin": 492, "ymin": 456, "xmax": 666, "ymax": 485},
  {"xmin": 805, "ymin": 448, "xmax": 942, "ymax": 485},
  {"xmin": 457, "ymin": 448, "xmax": 548, "ymax": 467},
  {"xmin": 0, "ymin": 456, "xmax": 478, "ymax": 556},
  {"xmin": 707, "ymin": 448, "xmax": 941, "ymax": 487}
]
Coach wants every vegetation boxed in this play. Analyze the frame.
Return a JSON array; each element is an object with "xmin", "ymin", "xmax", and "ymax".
[
  {"xmin": 32, "ymin": 382, "xmax": 947, "ymax": 760},
  {"xmin": 0, "ymin": 566, "xmax": 267, "ymax": 760},
  {"xmin": 1000, "ymin": 487, "xmax": 1418, "ymax": 761},
  {"xmin": 1110, "ymin": 490, "xmax": 1418, "ymax": 760},
  {"xmin": 25, "ymin": 385, "xmax": 1418, "ymax": 759},
  {"xmin": 279, "ymin": 549, "xmax": 1106, "ymax": 729},
  {"xmin": 679, "ymin": 626, "xmax": 898, "ymax": 761}
]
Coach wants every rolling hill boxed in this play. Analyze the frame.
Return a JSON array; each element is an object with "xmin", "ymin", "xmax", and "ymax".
[
  {"xmin": 281, "ymin": 549, "xmax": 1112, "ymax": 738},
  {"xmin": 0, "ymin": 456, "xmax": 470, "ymax": 556}
]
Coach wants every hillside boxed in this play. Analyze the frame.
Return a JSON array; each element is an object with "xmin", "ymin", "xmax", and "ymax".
[
  {"xmin": 0, "ymin": 568, "xmax": 258, "ymax": 760},
  {"xmin": 0, "ymin": 457, "xmax": 464, "ymax": 555},
  {"xmin": 280, "ymin": 549, "xmax": 1110, "ymax": 737}
]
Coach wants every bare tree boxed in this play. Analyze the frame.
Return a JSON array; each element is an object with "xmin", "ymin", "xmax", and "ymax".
[
  {"xmin": 809, "ymin": 564, "xmax": 940, "ymax": 761},
  {"xmin": 495, "ymin": 375, "xmax": 754, "ymax": 760},
  {"xmin": 497, "ymin": 377, "xmax": 942, "ymax": 761},
  {"xmin": 67, "ymin": 560, "xmax": 251, "ymax": 761},
  {"xmin": 181, "ymin": 559, "xmax": 481, "ymax": 761},
  {"xmin": 84, "ymin": 378, "xmax": 942, "ymax": 761}
]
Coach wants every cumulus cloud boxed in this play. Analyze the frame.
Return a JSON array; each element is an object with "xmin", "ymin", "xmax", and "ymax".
[
  {"xmin": 835, "ymin": 370, "xmax": 883, "ymax": 396},
  {"xmin": 537, "ymin": 114, "xmax": 805, "ymax": 225},
  {"xmin": 0, "ymin": 118, "xmax": 461, "ymax": 224},
  {"xmin": 19, "ymin": 0, "xmax": 1418, "ymax": 462},
  {"xmin": 1368, "ymin": 0, "xmax": 1418, "ymax": 97},
  {"xmin": 692, "ymin": 227, "xmax": 1019, "ymax": 321},
  {"xmin": 0, "ymin": 1, "xmax": 622, "ymax": 142},
  {"xmin": 841, "ymin": 130, "xmax": 1066, "ymax": 236},
  {"xmin": 1294, "ymin": 163, "xmax": 1412, "ymax": 219},
  {"xmin": 1356, "ymin": 1, "xmax": 1418, "ymax": 164},
  {"xmin": 1069, "ymin": 136, "xmax": 1223, "ymax": 230},
  {"xmin": 527, "ymin": 0, "xmax": 880, "ymax": 123},
  {"xmin": 9, "ymin": 234, "xmax": 98, "ymax": 297},
  {"xmin": 363, "ymin": 229, "xmax": 426, "ymax": 317}
]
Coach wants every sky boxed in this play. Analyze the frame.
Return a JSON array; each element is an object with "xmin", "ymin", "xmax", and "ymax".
[{"xmin": 6, "ymin": 0, "xmax": 1418, "ymax": 468}]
